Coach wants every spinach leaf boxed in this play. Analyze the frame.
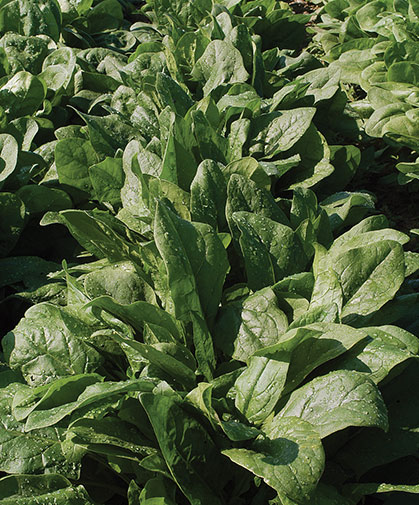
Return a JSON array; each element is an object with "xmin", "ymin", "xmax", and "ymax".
[
  {"xmin": 223, "ymin": 416, "xmax": 325, "ymax": 503},
  {"xmin": 141, "ymin": 393, "xmax": 226, "ymax": 505},
  {"xmin": 277, "ymin": 370, "xmax": 389, "ymax": 438}
]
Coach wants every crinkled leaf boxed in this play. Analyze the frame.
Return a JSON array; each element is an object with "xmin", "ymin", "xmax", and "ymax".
[
  {"xmin": 2, "ymin": 303, "xmax": 102, "ymax": 386},
  {"xmin": 0, "ymin": 384, "xmax": 83, "ymax": 477}
]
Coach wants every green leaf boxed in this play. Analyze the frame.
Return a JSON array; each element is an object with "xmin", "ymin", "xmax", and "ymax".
[
  {"xmin": 137, "ymin": 476, "xmax": 177, "ymax": 505},
  {"xmin": 332, "ymin": 325, "xmax": 419, "ymax": 384},
  {"xmin": 85, "ymin": 296, "xmax": 181, "ymax": 340},
  {"xmin": 86, "ymin": 0, "xmax": 123, "ymax": 32},
  {"xmin": 0, "ymin": 134, "xmax": 18, "ymax": 184},
  {"xmin": 317, "ymin": 144, "xmax": 361, "ymax": 194},
  {"xmin": 281, "ymin": 124, "xmax": 334, "ymax": 190},
  {"xmin": 156, "ymin": 72, "xmax": 194, "ymax": 117},
  {"xmin": 224, "ymin": 157, "xmax": 271, "ymax": 190},
  {"xmin": 149, "ymin": 0, "xmax": 212, "ymax": 27},
  {"xmin": 0, "ymin": 256, "xmax": 60, "ymax": 289},
  {"xmin": 16, "ymin": 185, "xmax": 72, "ymax": 216},
  {"xmin": 226, "ymin": 173, "xmax": 289, "ymax": 244},
  {"xmin": 321, "ymin": 192, "xmax": 377, "ymax": 233},
  {"xmin": 69, "ymin": 415, "xmax": 155, "ymax": 458},
  {"xmin": 345, "ymin": 482, "xmax": 419, "ymax": 503},
  {"xmin": 233, "ymin": 211, "xmax": 308, "ymax": 290},
  {"xmin": 235, "ymin": 355, "xmax": 290, "ymax": 424},
  {"xmin": 334, "ymin": 360, "xmax": 419, "ymax": 477},
  {"xmin": 191, "ymin": 110, "xmax": 228, "ymax": 164},
  {"xmin": 0, "ymin": 0, "xmax": 61, "ymax": 41},
  {"xmin": 53, "ymin": 209, "xmax": 136, "ymax": 263},
  {"xmin": 0, "ymin": 33, "xmax": 48, "ymax": 74},
  {"xmin": 186, "ymin": 382, "xmax": 219, "ymax": 429},
  {"xmin": 12, "ymin": 373, "xmax": 101, "ymax": 422},
  {"xmin": 388, "ymin": 61, "xmax": 419, "ymax": 86},
  {"xmin": 227, "ymin": 118, "xmax": 251, "ymax": 162},
  {"xmin": 84, "ymin": 260, "xmax": 153, "ymax": 305},
  {"xmin": 255, "ymin": 323, "xmax": 368, "ymax": 395},
  {"xmin": 313, "ymin": 234, "xmax": 406, "ymax": 323},
  {"xmin": 0, "ymin": 474, "xmax": 94, "ymax": 505},
  {"xmin": 365, "ymin": 104, "xmax": 419, "ymax": 151},
  {"xmin": 248, "ymin": 108, "xmax": 316, "ymax": 159},
  {"xmin": 356, "ymin": 0, "xmax": 399, "ymax": 32},
  {"xmin": 0, "ymin": 384, "xmax": 83, "ymax": 477},
  {"xmin": 0, "ymin": 71, "xmax": 46, "ymax": 118},
  {"xmin": 154, "ymin": 200, "xmax": 229, "ymax": 325},
  {"xmin": 223, "ymin": 416, "xmax": 325, "ymax": 503},
  {"xmin": 76, "ymin": 111, "xmax": 143, "ymax": 159},
  {"xmin": 214, "ymin": 287, "xmax": 288, "ymax": 362},
  {"xmin": 17, "ymin": 377, "xmax": 155, "ymax": 431},
  {"xmin": 278, "ymin": 370, "xmax": 389, "ymax": 438},
  {"xmin": 2, "ymin": 303, "xmax": 102, "ymax": 386},
  {"xmin": 190, "ymin": 159, "xmax": 227, "ymax": 230},
  {"xmin": 189, "ymin": 311, "xmax": 216, "ymax": 381},
  {"xmin": 141, "ymin": 393, "xmax": 225, "ymax": 505},
  {"xmin": 307, "ymin": 483, "xmax": 355, "ymax": 505},
  {"xmin": 192, "ymin": 39, "xmax": 249, "ymax": 95},
  {"xmin": 89, "ymin": 156, "xmax": 125, "ymax": 206},
  {"xmin": 111, "ymin": 333, "xmax": 196, "ymax": 390},
  {"xmin": 55, "ymin": 138, "xmax": 98, "ymax": 196}
]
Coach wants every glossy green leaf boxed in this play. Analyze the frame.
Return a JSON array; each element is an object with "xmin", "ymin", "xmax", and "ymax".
[
  {"xmin": 223, "ymin": 416, "xmax": 325, "ymax": 503},
  {"xmin": 190, "ymin": 159, "xmax": 227, "ymax": 230},
  {"xmin": 55, "ymin": 139, "xmax": 98, "ymax": 196},
  {"xmin": 0, "ymin": 474, "xmax": 94, "ymax": 505},
  {"xmin": 89, "ymin": 156, "xmax": 125, "ymax": 206},
  {"xmin": 192, "ymin": 39, "xmax": 249, "ymax": 95},
  {"xmin": 235, "ymin": 355, "xmax": 290, "ymax": 424},
  {"xmin": 0, "ymin": 0, "xmax": 61, "ymax": 41},
  {"xmin": 111, "ymin": 333, "xmax": 196, "ymax": 390},
  {"xmin": 278, "ymin": 370, "xmax": 389, "ymax": 438},
  {"xmin": 334, "ymin": 360, "xmax": 419, "ymax": 477},
  {"xmin": 154, "ymin": 200, "xmax": 228, "ymax": 328},
  {"xmin": 248, "ymin": 108, "xmax": 316, "ymax": 159},
  {"xmin": 215, "ymin": 287, "xmax": 288, "ymax": 362},
  {"xmin": 332, "ymin": 325, "xmax": 419, "ymax": 383},
  {"xmin": 141, "ymin": 393, "xmax": 226, "ymax": 505},
  {"xmin": 85, "ymin": 296, "xmax": 181, "ymax": 339},
  {"xmin": 2, "ymin": 303, "xmax": 102, "ymax": 386},
  {"xmin": 255, "ymin": 323, "xmax": 368, "ymax": 395},
  {"xmin": 0, "ymin": 384, "xmax": 83, "ymax": 477},
  {"xmin": 0, "ymin": 71, "xmax": 46, "ymax": 118},
  {"xmin": 233, "ymin": 211, "xmax": 308, "ymax": 290},
  {"xmin": 0, "ymin": 134, "xmax": 18, "ymax": 184}
]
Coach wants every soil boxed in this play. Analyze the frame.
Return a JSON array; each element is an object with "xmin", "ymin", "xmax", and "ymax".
[{"xmin": 347, "ymin": 151, "xmax": 419, "ymax": 251}]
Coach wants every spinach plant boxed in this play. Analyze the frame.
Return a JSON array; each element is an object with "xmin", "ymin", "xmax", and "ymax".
[{"xmin": 0, "ymin": 0, "xmax": 418, "ymax": 504}]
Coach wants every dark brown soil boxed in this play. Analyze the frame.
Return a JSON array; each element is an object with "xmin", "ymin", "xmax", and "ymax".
[{"xmin": 347, "ymin": 151, "xmax": 419, "ymax": 251}]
